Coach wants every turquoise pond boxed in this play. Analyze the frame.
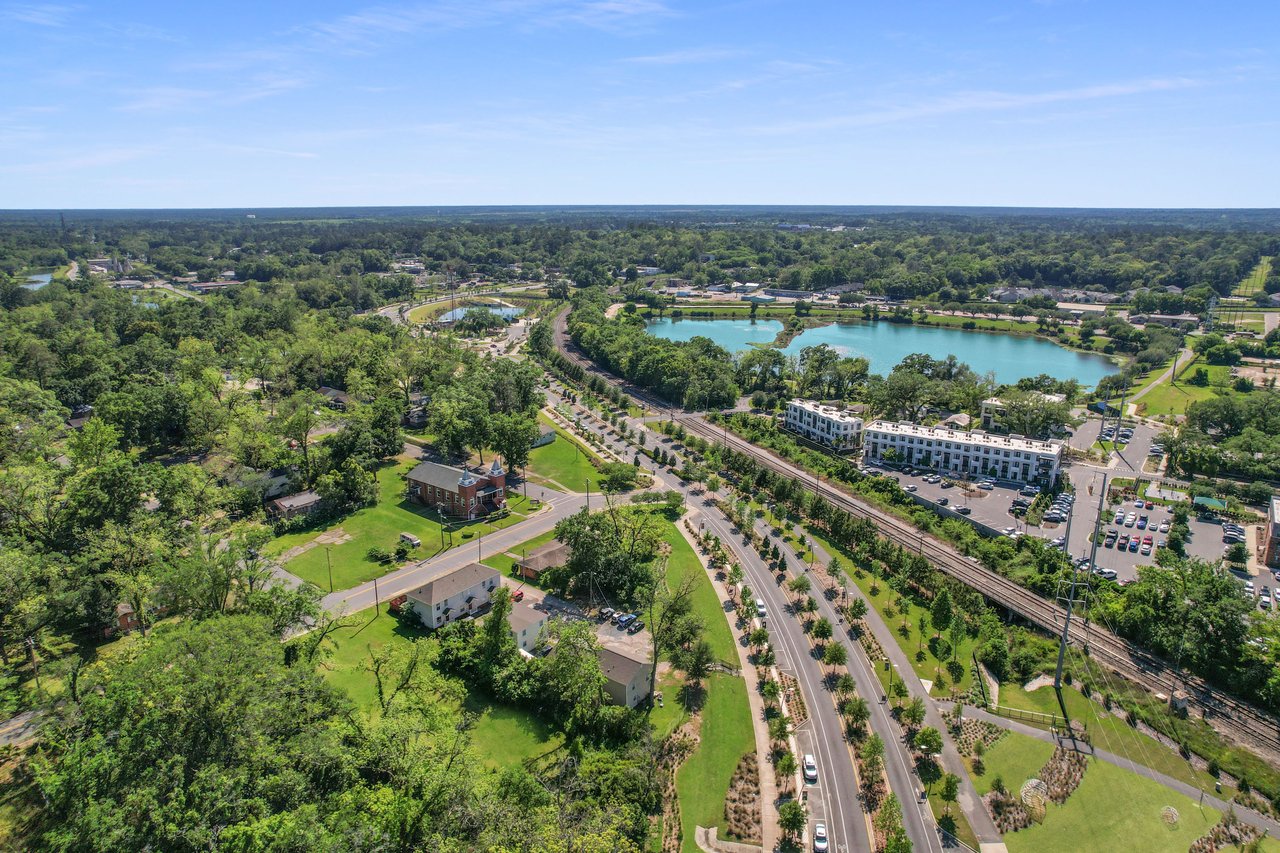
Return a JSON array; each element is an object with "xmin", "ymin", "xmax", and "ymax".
[
  {"xmin": 440, "ymin": 305, "xmax": 523, "ymax": 322},
  {"xmin": 644, "ymin": 317, "xmax": 1117, "ymax": 386}
]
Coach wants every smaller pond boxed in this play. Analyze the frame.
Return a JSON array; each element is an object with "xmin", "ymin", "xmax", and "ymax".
[
  {"xmin": 646, "ymin": 317, "xmax": 783, "ymax": 350},
  {"xmin": 21, "ymin": 272, "xmax": 52, "ymax": 291},
  {"xmin": 440, "ymin": 304, "xmax": 523, "ymax": 323}
]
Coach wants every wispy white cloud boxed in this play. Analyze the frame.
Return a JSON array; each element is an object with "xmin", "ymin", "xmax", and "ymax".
[
  {"xmin": 622, "ymin": 47, "xmax": 741, "ymax": 65},
  {"xmin": 2, "ymin": 3, "xmax": 80, "ymax": 27},
  {"xmin": 752, "ymin": 77, "xmax": 1202, "ymax": 135}
]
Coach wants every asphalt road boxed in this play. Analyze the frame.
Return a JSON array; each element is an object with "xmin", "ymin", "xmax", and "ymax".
[
  {"xmin": 320, "ymin": 486, "xmax": 585, "ymax": 613},
  {"xmin": 697, "ymin": 507, "xmax": 874, "ymax": 853},
  {"xmin": 550, "ymin": 384, "xmax": 941, "ymax": 853}
]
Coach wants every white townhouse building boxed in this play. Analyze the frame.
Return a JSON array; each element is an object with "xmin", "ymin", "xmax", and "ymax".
[
  {"xmin": 783, "ymin": 399, "xmax": 863, "ymax": 451},
  {"xmin": 863, "ymin": 421, "xmax": 1063, "ymax": 486},
  {"xmin": 405, "ymin": 562, "xmax": 501, "ymax": 628}
]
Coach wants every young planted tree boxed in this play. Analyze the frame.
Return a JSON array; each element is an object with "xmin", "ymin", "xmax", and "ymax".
[
  {"xmin": 930, "ymin": 588, "xmax": 953, "ymax": 640},
  {"xmin": 901, "ymin": 696, "xmax": 927, "ymax": 731},
  {"xmin": 940, "ymin": 772, "xmax": 961, "ymax": 816},
  {"xmin": 778, "ymin": 800, "xmax": 807, "ymax": 841}
]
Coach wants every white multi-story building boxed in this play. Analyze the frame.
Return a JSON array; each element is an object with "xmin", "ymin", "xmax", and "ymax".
[
  {"xmin": 863, "ymin": 421, "xmax": 1063, "ymax": 485},
  {"xmin": 783, "ymin": 399, "xmax": 863, "ymax": 451},
  {"xmin": 405, "ymin": 562, "xmax": 501, "ymax": 628}
]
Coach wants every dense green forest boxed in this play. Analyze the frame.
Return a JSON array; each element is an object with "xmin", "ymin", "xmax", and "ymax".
[{"xmin": 2, "ymin": 209, "xmax": 1280, "ymax": 848}]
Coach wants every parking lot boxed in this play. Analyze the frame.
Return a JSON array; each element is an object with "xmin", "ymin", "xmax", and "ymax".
[{"xmin": 866, "ymin": 462, "xmax": 1237, "ymax": 584}]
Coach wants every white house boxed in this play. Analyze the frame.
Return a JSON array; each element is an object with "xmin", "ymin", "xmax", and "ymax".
[
  {"xmin": 506, "ymin": 601, "xmax": 548, "ymax": 653},
  {"xmin": 863, "ymin": 421, "xmax": 1063, "ymax": 486},
  {"xmin": 405, "ymin": 562, "xmax": 501, "ymax": 628},
  {"xmin": 784, "ymin": 399, "xmax": 863, "ymax": 451},
  {"xmin": 597, "ymin": 647, "xmax": 653, "ymax": 708}
]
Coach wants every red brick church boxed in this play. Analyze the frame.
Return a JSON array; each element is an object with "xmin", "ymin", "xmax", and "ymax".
[{"xmin": 406, "ymin": 458, "xmax": 507, "ymax": 519}]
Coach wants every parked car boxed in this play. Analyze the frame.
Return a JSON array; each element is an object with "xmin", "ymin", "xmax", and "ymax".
[
  {"xmin": 941, "ymin": 480, "xmax": 955, "ymax": 489},
  {"xmin": 1124, "ymin": 513, "xmax": 1137, "ymax": 527},
  {"xmin": 617, "ymin": 613, "xmax": 636, "ymax": 628},
  {"xmin": 756, "ymin": 599, "xmax": 767, "ymax": 619},
  {"xmin": 1118, "ymin": 533, "xmax": 1130, "ymax": 547},
  {"xmin": 1136, "ymin": 516, "xmax": 1148, "ymax": 530},
  {"xmin": 627, "ymin": 619, "xmax": 645, "ymax": 634},
  {"xmin": 1128, "ymin": 538, "xmax": 1140, "ymax": 552},
  {"xmin": 904, "ymin": 484, "xmax": 918, "ymax": 492},
  {"xmin": 813, "ymin": 823, "xmax": 829, "ymax": 853},
  {"xmin": 600, "ymin": 607, "xmax": 615, "ymax": 621},
  {"xmin": 937, "ymin": 497, "xmax": 949, "ymax": 506},
  {"xmin": 803, "ymin": 754, "xmax": 818, "ymax": 783},
  {"xmin": 957, "ymin": 506, "xmax": 972, "ymax": 515},
  {"xmin": 977, "ymin": 482, "xmax": 994, "ymax": 490}
]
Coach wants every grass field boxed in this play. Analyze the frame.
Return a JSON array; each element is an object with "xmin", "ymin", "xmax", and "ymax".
[
  {"xmin": 659, "ymin": 514, "xmax": 739, "ymax": 667},
  {"xmin": 675, "ymin": 673, "xmax": 754, "ymax": 852},
  {"xmin": 269, "ymin": 455, "xmax": 532, "ymax": 591},
  {"xmin": 526, "ymin": 417, "xmax": 608, "ymax": 493},
  {"xmin": 996, "ymin": 683, "xmax": 1222, "ymax": 795},
  {"xmin": 319, "ymin": 602, "xmax": 563, "ymax": 768},
  {"xmin": 1232, "ymin": 256, "xmax": 1272, "ymax": 298},
  {"xmin": 1137, "ymin": 360, "xmax": 1234, "ymax": 418},
  {"xmin": 969, "ymin": 730, "xmax": 1280, "ymax": 853},
  {"xmin": 482, "ymin": 526, "xmax": 560, "ymax": 579}
]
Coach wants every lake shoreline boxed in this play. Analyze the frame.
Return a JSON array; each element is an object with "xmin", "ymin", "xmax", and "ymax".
[{"xmin": 645, "ymin": 313, "xmax": 1121, "ymax": 387}]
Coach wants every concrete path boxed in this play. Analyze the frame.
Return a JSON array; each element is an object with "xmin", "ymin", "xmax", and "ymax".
[
  {"xmin": 947, "ymin": 702, "xmax": 1280, "ymax": 839},
  {"xmin": 677, "ymin": 514, "xmax": 778, "ymax": 851}
]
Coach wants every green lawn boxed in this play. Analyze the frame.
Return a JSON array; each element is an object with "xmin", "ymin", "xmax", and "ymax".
[
  {"xmin": 659, "ymin": 516, "xmax": 739, "ymax": 667},
  {"xmin": 995, "ymin": 684, "xmax": 1223, "ymax": 796},
  {"xmin": 675, "ymin": 673, "xmax": 754, "ymax": 852},
  {"xmin": 970, "ymin": 730, "xmax": 1055, "ymax": 796},
  {"xmin": 807, "ymin": 527, "xmax": 978, "ymax": 697},
  {"xmin": 269, "ymin": 455, "xmax": 531, "ymax": 591},
  {"xmin": 1232, "ymin": 256, "xmax": 1272, "ymax": 298},
  {"xmin": 969, "ymin": 730, "xmax": 1278, "ymax": 853},
  {"xmin": 526, "ymin": 417, "xmax": 607, "ymax": 493},
  {"xmin": 318, "ymin": 602, "xmax": 562, "ymax": 769},
  {"xmin": 1137, "ymin": 361, "xmax": 1232, "ymax": 418}
]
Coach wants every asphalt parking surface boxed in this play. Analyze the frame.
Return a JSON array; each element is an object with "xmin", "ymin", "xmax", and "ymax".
[{"xmin": 874, "ymin": 464, "xmax": 1230, "ymax": 583}]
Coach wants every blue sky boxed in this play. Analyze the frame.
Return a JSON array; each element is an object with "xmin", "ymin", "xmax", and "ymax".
[{"xmin": 1, "ymin": 1, "xmax": 1276, "ymax": 208}]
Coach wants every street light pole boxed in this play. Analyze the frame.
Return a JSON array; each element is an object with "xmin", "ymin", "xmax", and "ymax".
[
  {"xmin": 326, "ymin": 546, "xmax": 333, "ymax": 593},
  {"xmin": 585, "ymin": 479, "xmax": 591, "ymax": 511}
]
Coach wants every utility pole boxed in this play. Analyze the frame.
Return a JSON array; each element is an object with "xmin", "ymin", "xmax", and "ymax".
[
  {"xmin": 25, "ymin": 637, "xmax": 40, "ymax": 692},
  {"xmin": 373, "ymin": 577, "xmax": 380, "ymax": 615},
  {"xmin": 326, "ymin": 546, "xmax": 334, "ymax": 593},
  {"xmin": 585, "ymin": 479, "xmax": 591, "ymax": 511},
  {"xmin": 1055, "ymin": 474, "xmax": 1107, "ymax": 694}
]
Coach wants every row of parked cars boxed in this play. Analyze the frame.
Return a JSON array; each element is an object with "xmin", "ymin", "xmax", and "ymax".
[
  {"xmin": 1223, "ymin": 522, "xmax": 1248, "ymax": 544},
  {"xmin": 598, "ymin": 608, "xmax": 646, "ymax": 634}
]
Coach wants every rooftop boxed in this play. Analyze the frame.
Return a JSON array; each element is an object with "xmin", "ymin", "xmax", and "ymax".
[
  {"xmin": 507, "ymin": 601, "xmax": 546, "ymax": 633},
  {"xmin": 407, "ymin": 562, "xmax": 500, "ymax": 607},
  {"xmin": 865, "ymin": 421, "xmax": 1063, "ymax": 455},
  {"xmin": 517, "ymin": 539, "xmax": 571, "ymax": 573},
  {"xmin": 270, "ymin": 489, "xmax": 321, "ymax": 510},
  {"xmin": 597, "ymin": 646, "xmax": 650, "ymax": 685},
  {"xmin": 788, "ymin": 399, "xmax": 863, "ymax": 424}
]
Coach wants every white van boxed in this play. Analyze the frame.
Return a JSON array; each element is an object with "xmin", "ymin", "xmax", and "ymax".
[
  {"xmin": 755, "ymin": 598, "xmax": 767, "ymax": 619},
  {"xmin": 399, "ymin": 532, "xmax": 422, "ymax": 548}
]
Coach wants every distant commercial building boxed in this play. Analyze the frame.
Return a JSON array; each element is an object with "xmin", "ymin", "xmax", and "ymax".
[
  {"xmin": 783, "ymin": 400, "xmax": 863, "ymax": 451},
  {"xmin": 980, "ymin": 393, "xmax": 1066, "ymax": 432},
  {"xmin": 1264, "ymin": 497, "xmax": 1280, "ymax": 567},
  {"xmin": 1137, "ymin": 313, "xmax": 1201, "ymax": 328},
  {"xmin": 863, "ymin": 421, "xmax": 1063, "ymax": 485}
]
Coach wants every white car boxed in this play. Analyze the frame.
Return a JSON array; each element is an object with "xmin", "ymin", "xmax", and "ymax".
[
  {"xmin": 812, "ymin": 822, "xmax": 829, "ymax": 852},
  {"xmin": 1261, "ymin": 593, "xmax": 1273, "ymax": 610},
  {"xmin": 904, "ymin": 484, "xmax": 918, "ymax": 492},
  {"xmin": 803, "ymin": 753, "xmax": 818, "ymax": 783}
]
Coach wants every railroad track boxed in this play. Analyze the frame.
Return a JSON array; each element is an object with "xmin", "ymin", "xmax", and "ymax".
[
  {"xmin": 549, "ymin": 308, "xmax": 1280, "ymax": 760},
  {"xmin": 677, "ymin": 415, "xmax": 1280, "ymax": 759}
]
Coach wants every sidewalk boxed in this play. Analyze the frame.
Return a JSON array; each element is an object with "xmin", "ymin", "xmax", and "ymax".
[
  {"xmin": 949, "ymin": 702, "xmax": 1280, "ymax": 840},
  {"xmin": 678, "ymin": 511, "xmax": 778, "ymax": 851},
  {"xmin": 803, "ymin": 533, "xmax": 1004, "ymax": 848}
]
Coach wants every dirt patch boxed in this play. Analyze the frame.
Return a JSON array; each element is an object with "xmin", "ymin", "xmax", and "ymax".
[{"xmin": 278, "ymin": 528, "xmax": 351, "ymax": 563}]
